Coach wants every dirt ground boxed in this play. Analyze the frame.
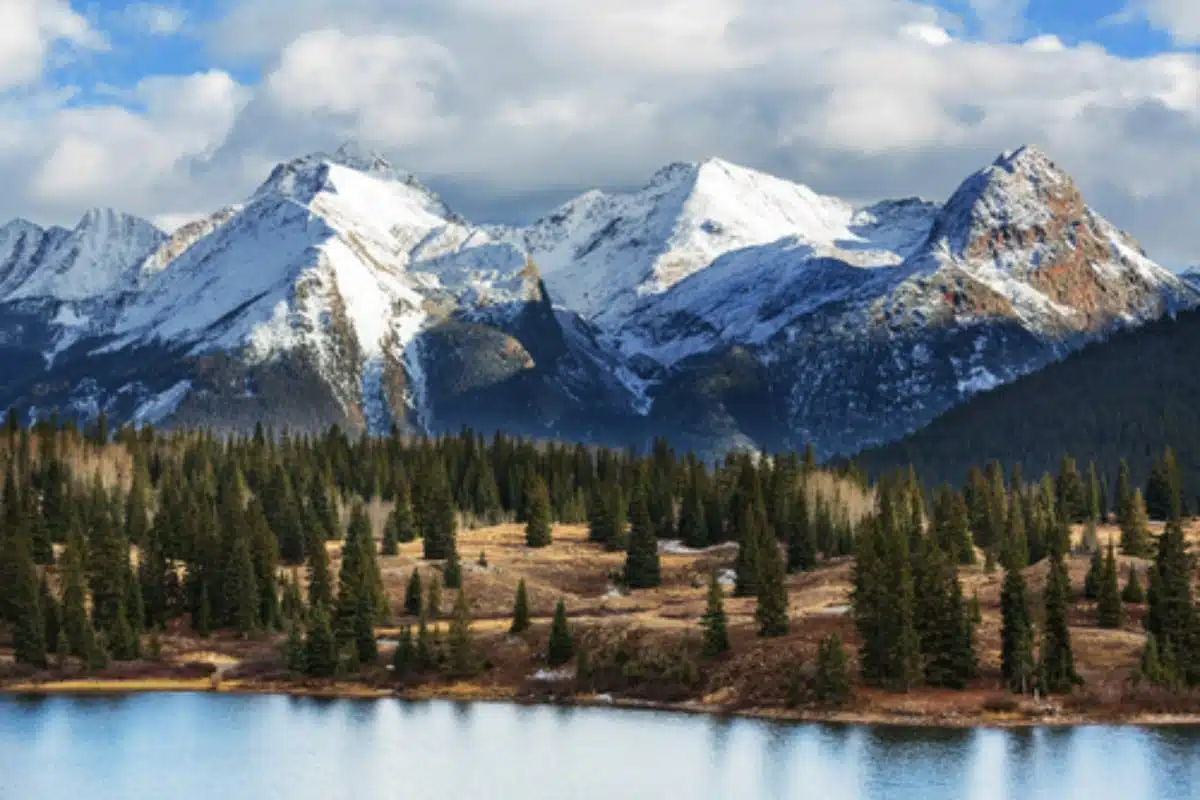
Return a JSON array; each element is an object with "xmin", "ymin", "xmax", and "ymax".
[{"xmin": 5, "ymin": 518, "xmax": 1199, "ymax": 725}]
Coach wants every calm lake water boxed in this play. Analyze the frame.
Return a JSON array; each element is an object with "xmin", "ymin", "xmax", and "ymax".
[{"xmin": 0, "ymin": 693, "xmax": 1197, "ymax": 799}]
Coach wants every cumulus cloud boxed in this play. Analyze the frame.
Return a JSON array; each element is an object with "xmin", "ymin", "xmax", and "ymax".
[
  {"xmin": 0, "ymin": 0, "xmax": 105, "ymax": 90},
  {"xmin": 1137, "ymin": 0, "xmax": 1200, "ymax": 45},
  {"xmin": 1, "ymin": 0, "xmax": 1199, "ymax": 266},
  {"xmin": 122, "ymin": 3, "xmax": 188, "ymax": 37}
]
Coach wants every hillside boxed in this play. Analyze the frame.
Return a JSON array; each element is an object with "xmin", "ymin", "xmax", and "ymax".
[
  {"xmin": 0, "ymin": 145, "xmax": 1193, "ymax": 458},
  {"xmin": 856, "ymin": 307, "xmax": 1200, "ymax": 503}
]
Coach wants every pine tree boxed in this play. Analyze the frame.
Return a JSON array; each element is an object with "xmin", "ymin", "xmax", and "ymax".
[
  {"xmin": 303, "ymin": 607, "xmax": 337, "ymax": 678},
  {"xmin": 678, "ymin": 478, "xmax": 709, "ymax": 549},
  {"xmin": 812, "ymin": 633, "xmax": 851, "ymax": 707},
  {"xmin": 8, "ymin": 533, "xmax": 46, "ymax": 667},
  {"xmin": 352, "ymin": 572, "xmax": 378, "ymax": 666},
  {"xmin": 1000, "ymin": 566, "xmax": 1035, "ymax": 694},
  {"xmin": 1145, "ymin": 518, "xmax": 1195, "ymax": 685},
  {"xmin": 283, "ymin": 621, "xmax": 306, "ymax": 673},
  {"xmin": 426, "ymin": 576, "xmax": 441, "ymax": 621},
  {"xmin": 421, "ymin": 462, "xmax": 458, "ymax": 561},
  {"xmin": 1122, "ymin": 565, "xmax": 1145, "ymax": 604},
  {"xmin": 786, "ymin": 490, "xmax": 816, "ymax": 573},
  {"xmin": 306, "ymin": 530, "xmax": 333, "ymax": 610},
  {"xmin": 226, "ymin": 536, "xmax": 260, "ymax": 636},
  {"xmin": 546, "ymin": 599, "xmax": 573, "ymax": 666},
  {"xmin": 1095, "ymin": 542, "xmax": 1123, "ymax": 629},
  {"xmin": 404, "ymin": 568, "xmax": 423, "ymax": 617},
  {"xmin": 914, "ymin": 539, "xmax": 976, "ymax": 688},
  {"xmin": 524, "ymin": 476, "xmax": 553, "ymax": 548},
  {"xmin": 1120, "ymin": 489, "xmax": 1151, "ymax": 557},
  {"xmin": 392, "ymin": 626, "xmax": 416, "ymax": 677},
  {"xmin": 1084, "ymin": 548, "xmax": 1103, "ymax": 601},
  {"xmin": 510, "ymin": 578, "xmax": 531, "ymax": 634},
  {"xmin": 700, "ymin": 572, "xmax": 730, "ymax": 656},
  {"xmin": 60, "ymin": 530, "xmax": 95, "ymax": 658},
  {"xmin": 755, "ymin": 533, "xmax": 789, "ymax": 638},
  {"xmin": 447, "ymin": 589, "xmax": 476, "ymax": 675},
  {"xmin": 1040, "ymin": 553, "xmax": 1080, "ymax": 694},
  {"xmin": 442, "ymin": 541, "xmax": 462, "ymax": 590},
  {"xmin": 415, "ymin": 614, "xmax": 436, "ymax": 672},
  {"xmin": 933, "ymin": 486, "xmax": 975, "ymax": 566},
  {"xmin": 623, "ymin": 475, "xmax": 661, "ymax": 589},
  {"xmin": 733, "ymin": 504, "xmax": 761, "ymax": 597},
  {"xmin": 391, "ymin": 481, "xmax": 418, "ymax": 543},
  {"xmin": 381, "ymin": 510, "xmax": 399, "ymax": 556}
]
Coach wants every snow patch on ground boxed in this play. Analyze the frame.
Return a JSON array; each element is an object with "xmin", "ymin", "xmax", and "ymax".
[
  {"xmin": 658, "ymin": 539, "xmax": 739, "ymax": 555},
  {"xmin": 531, "ymin": 667, "xmax": 575, "ymax": 682},
  {"xmin": 132, "ymin": 380, "xmax": 191, "ymax": 426}
]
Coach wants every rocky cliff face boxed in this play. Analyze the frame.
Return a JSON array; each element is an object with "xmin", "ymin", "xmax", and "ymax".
[{"xmin": 0, "ymin": 144, "xmax": 1191, "ymax": 456}]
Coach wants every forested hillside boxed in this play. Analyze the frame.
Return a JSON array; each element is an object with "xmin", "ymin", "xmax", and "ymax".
[{"xmin": 857, "ymin": 308, "xmax": 1200, "ymax": 507}]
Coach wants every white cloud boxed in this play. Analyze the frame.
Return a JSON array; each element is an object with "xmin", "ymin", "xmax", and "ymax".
[
  {"xmin": 122, "ymin": 3, "xmax": 187, "ymax": 37},
  {"xmin": 965, "ymin": 0, "xmax": 1030, "ymax": 39},
  {"xmin": 1138, "ymin": 0, "xmax": 1200, "ymax": 45},
  {"xmin": 0, "ymin": 0, "xmax": 105, "ymax": 90},
  {"xmin": 0, "ymin": 0, "xmax": 1198, "ymax": 267}
]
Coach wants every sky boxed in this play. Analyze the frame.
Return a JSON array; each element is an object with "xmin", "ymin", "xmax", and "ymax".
[{"xmin": 3, "ymin": 0, "xmax": 1199, "ymax": 267}]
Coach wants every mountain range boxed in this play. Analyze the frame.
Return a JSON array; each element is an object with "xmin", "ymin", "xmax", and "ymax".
[{"xmin": 0, "ymin": 143, "xmax": 1193, "ymax": 457}]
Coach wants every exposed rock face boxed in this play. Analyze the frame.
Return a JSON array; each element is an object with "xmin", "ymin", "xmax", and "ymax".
[{"xmin": 0, "ymin": 144, "xmax": 1191, "ymax": 459}]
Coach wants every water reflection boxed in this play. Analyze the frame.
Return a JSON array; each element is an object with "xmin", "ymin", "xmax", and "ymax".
[{"xmin": 0, "ymin": 694, "xmax": 1195, "ymax": 799}]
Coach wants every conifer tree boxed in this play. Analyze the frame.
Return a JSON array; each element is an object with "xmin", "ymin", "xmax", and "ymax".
[
  {"xmin": 1040, "ymin": 553, "xmax": 1080, "ymax": 694},
  {"xmin": 303, "ymin": 607, "xmax": 337, "ymax": 678},
  {"xmin": 623, "ymin": 475, "xmax": 661, "ymax": 589},
  {"xmin": 60, "ymin": 530, "xmax": 95, "ymax": 658},
  {"xmin": 426, "ymin": 576, "xmax": 441, "ymax": 621},
  {"xmin": 306, "ymin": 530, "xmax": 333, "ymax": 610},
  {"xmin": 352, "ymin": 574, "xmax": 378, "ymax": 666},
  {"xmin": 1120, "ymin": 489, "xmax": 1151, "ymax": 557},
  {"xmin": 1095, "ymin": 542, "xmax": 1123, "ymax": 629},
  {"xmin": 1084, "ymin": 548, "xmax": 1103, "ymax": 601},
  {"xmin": 8, "ymin": 533, "xmax": 46, "ymax": 667},
  {"xmin": 701, "ymin": 572, "xmax": 730, "ymax": 656},
  {"xmin": 404, "ymin": 568, "xmax": 423, "ymax": 617},
  {"xmin": 226, "ymin": 536, "xmax": 260, "ymax": 636},
  {"xmin": 283, "ymin": 621, "xmax": 306, "ymax": 673},
  {"xmin": 755, "ymin": 534, "xmax": 789, "ymax": 638},
  {"xmin": 447, "ymin": 589, "xmax": 476, "ymax": 675},
  {"xmin": 1122, "ymin": 565, "xmax": 1145, "ymax": 604},
  {"xmin": 678, "ymin": 478, "xmax": 709, "ymax": 549},
  {"xmin": 392, "ymin": 626, "xmax": 416, "ymax": 677},
  {"xmin": 813, "ymin": 633, "xmax": 851, "ymax": 707},
  {"xmin": 933, "ymin": 485, "xmax": 975, "ymax": 566},
  {"xmin": 510, "ymin": 578, "xmax": 531, "ymax": 634},
  {"xmin": 1001, "ymin": 493, "xmax": 1027, "ymax": 571},
  {"xmin": 442, "ymin": 541, "xmax": 462, "ymax": 590},
  {"xmin": 381, "ymin": 509, "xmax": 399, "ymax": 556},
  {"xmin": 421, "ymin": 461, "xmax": 458, "ymax": 561},
  {"xmin": 392, "ymin": 480, "xmax": 418, "ymax": 543},
  {"xmin": 1000, "ymin": 565, "xmax": 1035, "ymax": 694},
  {"xmin": 914, "ymin": 538, "xmax": 976, "ymax": 688},
  {"xmin": 524, "ymin": 476, "xmax": 553, "ymax": 548},
  {"xmin": 546, "ymin": 599, "xmax": 573, "ymax": 666},
  {"xmin": 415, "ymin": 613, "xmax": 436, "ymax": 672},
  {"xmin": 733, "ymin": 504, "xmax": 761, "ymax": 598},
  {"xmin": 1145, "ymin": 518, "xmax": 1195, "ymax": 685},
  {"xmin": 786, "ymin": 490, "xmax": 816, "ymax": 573}
]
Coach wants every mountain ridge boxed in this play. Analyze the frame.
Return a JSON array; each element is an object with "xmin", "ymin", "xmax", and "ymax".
[{"xmin": 0, "ymin": 142, "xmax": 1192, "ymax": 458}]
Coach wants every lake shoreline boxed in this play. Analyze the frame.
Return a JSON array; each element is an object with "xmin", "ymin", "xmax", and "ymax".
[{"xmin": 6, "ymin": 677, "xmax": 1200, "ymax": 729}]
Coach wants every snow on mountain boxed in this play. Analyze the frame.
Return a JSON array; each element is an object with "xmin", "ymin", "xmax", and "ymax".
[
  {"xmin": 525, "ymin": 157, "xmax": 920, "ymax": 328},
  {"xmin": 5, "ymin": 209, "xmax": 165, "ymax": 302},
  {"xmin": 0, "ymin": 142, "xmax": 1193, "ymax": 458}
]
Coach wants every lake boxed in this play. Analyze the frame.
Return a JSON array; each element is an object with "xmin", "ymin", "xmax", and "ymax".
[{"xmin": 0, "ymin": 693, "xmax": 1197, "ymax": 799}]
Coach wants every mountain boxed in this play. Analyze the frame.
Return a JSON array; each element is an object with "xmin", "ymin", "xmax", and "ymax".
[
  {"xmin": 1183, "ymin": 269, "xmax": 1200, "ymax": 291},
  {"xmin": 854, "ymin": 306, "xmax": 1200, "ymax": 508},
  {"xmin": 0, "ymin": 143, "xmax": 1192, "ymax": 455}
]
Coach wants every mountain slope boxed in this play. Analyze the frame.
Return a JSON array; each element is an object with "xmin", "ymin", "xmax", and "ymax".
[
  {"xmin": 854, "ymin": 307, "xmax": 1200, "ymax": 507},
  {"xmin": 0, "ymin": 144, "xmax": 1192, "ymax": 455}
]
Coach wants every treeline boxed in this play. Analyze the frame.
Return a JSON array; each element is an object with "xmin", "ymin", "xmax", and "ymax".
[
  {"xmin": 856, "ymin": 306, "xmax": 1200, "ymax": 508},
  {"xmin": 0, "ymin": 414, "xmax": 862, "ymax": 676}
]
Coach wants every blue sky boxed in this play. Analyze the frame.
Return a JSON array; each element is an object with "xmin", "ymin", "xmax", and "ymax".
[{"xmin": 4, "ymin": 0, "xmax": 1199, "ymax": 266}]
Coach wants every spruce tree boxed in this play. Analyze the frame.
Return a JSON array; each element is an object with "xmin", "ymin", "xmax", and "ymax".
[
  {"xmin": 60, "ymin": 530, "xmax": 95, "ymax": 658},
  {"xmin": 1145, "ymin": 518, "xmax": 1195, "ymax": 685},
  {"xmin": 510, "ymin": 579, "xmax": 531, "ymax": 634},
  {"xmin": 447, "ymin": 589, "xmax": 476, "ymax": 675},
  {"xmin": 1122, "ymin": 565, "xmax": 1145, "ymax": 604},
  {"xmin": 1040, "ymin": 553, "xmax": 1080, "ymax": 694},
  {"xmin": 283, "ymin": 621, "xmax": 306, "ymax": 673},
  {"xmin": 1000, "ymin": 565, "xmax": 1035, "ymax": 694},
  {"xmin": 914, "ymin": 539, "xmax": 976, "ymax": 688},
  {"xmin": 415, "ymin": 613, "xmax": 436, "ymax": 672},
  {"xmin": 813, "ymin": 633, "xmax": 851, "ymax": 707},
  {"xmin": 442, "ymin": 541, "xmax": 462, "ymax": 590},
  {"xmin": 392, "ymin": 481, "xmax": 418, "ymax": 543},
  {"xmin": 623, "ymin": 475, "xmax": 661, "ymax": 589},
  {"xmin": 1095, "ymin": 542, "xmax": 1123, "ymax": 629},
  {"xmin": 352, "ymin": 572, "xmax": 378, "ymax": 666},
  {"xmin": 381, "ymin": 509, "xmax": 399, "ymax": 556},
  {"xmin": 786, "ymin": 490, "xmax": 816, "ymax": 573},
  {"xmin": 426, "ymin": 576, "xmax": 441, "ymax": 621},
  {"xmin": 404, "ymin": 569, "xmax": 423, "ymax": 617},
  {"xmin": 524, "ymin": 476, "xmax": 553, "ymax": 548},
  {"xmin": 1120, "ymin": 489, "xmax": 1151, "ymax": 557},
  {"xmin": 421, "ymin": 462, "xmax": 457, "ymax": 561},
  {"xmin": 8, "ymin": 533, "xmax": 46, "ymax": 667},
  {"xmin": 1083, "ymin": 548, "xmax": 1102, "ymax": 601},
  {"xmin": 306, "ymin": 530, "xmax": 333, "ymax": 610},
  {"xmin": 303, "ymin": 607, "xmax": 337, "ymax": 678},
  {"xmin": 546, "ymin": 599, "xmax": 573, "ymax": 667},
  {"xmin": 732, "ymin": 504, "xmax": 761, "ymax": 597},
  {"xmin": 701, "ymin": 571, "xmax": 730, "ymax": 656},
  {"xmin": 678, "ymin": 478, "xmax": 709, "ymax": 549},
  {"xmin": 392, "ymin": 626, "xmax": 416, "ymax": 677},
  {"xmin": 755, "ymin": 534, "xmax": 789, "ymax": 638},
  {"xmin": 226, "ymin": 536, "xmax": 260, "ymax": 636}
]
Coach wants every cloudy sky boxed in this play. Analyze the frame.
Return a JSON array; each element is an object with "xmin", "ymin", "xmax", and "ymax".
[{"xmin": 3, "ymin": 0, "xmax": 1199, "ymax": 266}]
